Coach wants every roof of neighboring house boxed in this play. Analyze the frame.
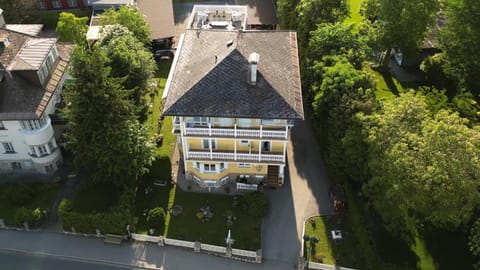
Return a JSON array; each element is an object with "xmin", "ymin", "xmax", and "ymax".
[
  {"xmin": 239, "ymin": 0, "xmax": 278, "ymax": 26},
  {"xmin": 5, "ymin": 24, "xmax": 43, "ymax": 36},
  {"xmin": 137, "ymin": 0, "xmax": 175, "ymax": 40},
  {"xmin": 10, "ymin": 38, "xmax": 56, "ymax": 70},
  {"xmin": 0, "ymin": 28, "xmax": 72, "ymax": 120},
  {"xmin": 163, "ymin": 29, "xmax": 303, "ymax": 120}
]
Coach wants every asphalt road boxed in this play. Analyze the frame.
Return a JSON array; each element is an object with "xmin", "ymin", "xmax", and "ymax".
[{"xmin": 0, "ymin": 250, "xmax": 141, "ymax": 270}]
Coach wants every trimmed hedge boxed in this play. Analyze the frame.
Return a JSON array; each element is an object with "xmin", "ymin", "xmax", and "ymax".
[
  {"xmin": 14, "ymin": 207, "xmax": 44, "ymax": 227},
  {"xmin": 59, "ymin": 199, "xmax": 125, "ymax": 234}
]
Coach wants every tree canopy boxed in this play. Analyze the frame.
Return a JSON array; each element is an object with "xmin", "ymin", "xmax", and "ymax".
[
  {"xmin": 361, "ymin": 92, "xmax": 480, "ymax": 233},
  {"xmin": 56, "ymin": 12, "xmax": 89, "ymax": 43},
  {"xmin": 99, "ymin": 6, "xmax": 151, "ymax": 45},
  {"xmin": 440, "ymin": 0, "xmax": 480, "ymax": 96}
]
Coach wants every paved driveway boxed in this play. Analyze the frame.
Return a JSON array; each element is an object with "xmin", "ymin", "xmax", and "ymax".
[{"xmin": 261, "ymin": 120, "xmax": 335, "ymax": 265}]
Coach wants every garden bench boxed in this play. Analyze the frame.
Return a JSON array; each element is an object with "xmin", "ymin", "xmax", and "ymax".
[{"xmin": 104, "ymin": 234, "xmax": 123, "ymax": 245}]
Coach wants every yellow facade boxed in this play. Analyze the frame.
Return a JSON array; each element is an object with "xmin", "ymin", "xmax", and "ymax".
[
  {"xmin": 186, "ymin": 138, "xmax": 284, "ymax": 153},
  {"xmin": 186, "ymin": 160, "xmax": 268, "ymax": 181}
]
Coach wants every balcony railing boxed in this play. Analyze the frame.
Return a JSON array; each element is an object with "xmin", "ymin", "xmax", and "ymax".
[
  {"xmin": 187, "ymin": 150, "xmax": 284, "ymax": 162},
  {"xmin": 184, "ymin": 126, "xmax": 287, "ymax": 140}
]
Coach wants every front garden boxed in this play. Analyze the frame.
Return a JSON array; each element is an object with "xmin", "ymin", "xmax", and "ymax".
[{"xmin": 0, "ymin": 181, "xmax": 59, "ymax": 227}]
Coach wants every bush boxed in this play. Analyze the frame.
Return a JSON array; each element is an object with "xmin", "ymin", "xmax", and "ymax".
[
  {"xmin": 9, "ymin": 183, "xmax": 35, "ymax": 205},
  {"xmin": 147, "ymin": 207, "xmax": 165, "ymax": 228},
  {"xmin": 14, "ymin": 207, "xmax": 44, "ymax": 227},
  {"xmin": 240, "ymin": 192, "xmax": 268, "ymax": 218}
]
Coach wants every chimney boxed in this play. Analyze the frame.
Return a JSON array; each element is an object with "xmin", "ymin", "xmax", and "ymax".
[
  {"xmin": 0, "ymin": 9, "xmax": 5, "ymax": 28},
  {"xmin": 248, "ymin": 52, "xmax": 259, "ymax": 85},
  {"xmin": 0, "ymin": 34, "xmax": 10, "ymax": 50}
]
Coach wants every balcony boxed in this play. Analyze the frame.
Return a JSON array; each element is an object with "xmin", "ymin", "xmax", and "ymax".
[
  {"xmin": 186, "ymin": 150, "xmax": 284, "ymax": 163},
  {"xmin": 29, "ymin": 147, "xmax": 61, "ymax": 164},
  {"xmin": 20, "ymin": 118, "xmax": 55, "ymax": 146},
  {"xmin": 183, "ymin": 126, "xmax": 287, "ymax": 140}
]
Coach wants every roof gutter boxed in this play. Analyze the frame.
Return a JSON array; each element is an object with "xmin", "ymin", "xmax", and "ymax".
[{"xmin": 162, "ymin": 33, "xmax": 185, "ymax": 100}]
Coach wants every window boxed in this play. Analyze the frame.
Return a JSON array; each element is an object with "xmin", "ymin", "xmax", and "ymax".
[
  {"xmin": 68, "ymin": 0, "xmax": 77, "ymax": 7},
  {"xmin": 262, "ymin": 141, "xmax": 271, "ymax": 152},
  {"xmin": 0, "ymin": 121, "xmax": 5, "ymax": 130},
  {"xmin": 45, "ymin": 164, "xmax": 54, "ymax": 172},
  {"xmin": 2, "ymin": 142, "xmax": 15, "ymax": 153},
  {"xmin": 21, "ymin": 116, "xmax": 47, "ymax": 131},
  {"xmin": 238, "ymin": 163, "xmax": 251, "ymax": 168},
  {"xmin": 202, "ymin": 139, "xmax": 216, "ymax": 149},
  {"xmin": 203, "ymin": 164, "xmax": 216, "ymax": 173},
  {"xmin": 38, "ymin": 145, "xmax": 48, "ymax": 156},
  {"xmin": 37, "ymin": 0, "xmax": 46, "ymax": 9},
  {"xmin": 237, "ymin": 118, "xmax": 251, "ymax": 127},
  {"xmin": 52, "ymin": 0, "xmax": 62, "ymax": 8},
  {"xmin": 220, "ymin": 163, "xmax": 226, "ymax": 171},
  {"xmin": 11, "ymin": 162, "xmax": 22, "ymax": 169},
  {"xmin": 193, "ymin": 161, "xmax": 200, "ymax": 170}
]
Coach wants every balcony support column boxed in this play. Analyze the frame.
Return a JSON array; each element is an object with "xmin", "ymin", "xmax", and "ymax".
[
  {"xmin": 258, "ymin": 141, "xmax": 261, "ymax": 161},
  {"xmin": 34, "ymin": 146, "xmax": 41, "ymax": 158},
  {"xmin": 283, "ymin": 141, "xmax": 287, "ymax": 163},
  {"xmin": 260, "ymin": 125, "xmax": 263, "ymax": 138},
  {"xmin": 234, "ymin": 139, "xmax": 237, "ymax": 160}
]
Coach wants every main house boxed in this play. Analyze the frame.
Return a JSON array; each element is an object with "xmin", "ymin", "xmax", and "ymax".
[
  {"xmin": 0, "ymin": 9, "xmax": 71, "ymax": 174},
  {"xmin": 162, "ymin": 6, "xmax": 303, "ymax": 190}
]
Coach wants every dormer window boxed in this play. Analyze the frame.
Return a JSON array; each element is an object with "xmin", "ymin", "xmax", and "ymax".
[{"xmin": 38, "ymin": 46, "xmax": 58, "ymax": 84}]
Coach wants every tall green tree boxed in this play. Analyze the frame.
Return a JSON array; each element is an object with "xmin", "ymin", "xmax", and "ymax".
[
  {"xmin": 99, "ymin": 25, "xmax": 157, "ymax": 112},
  {"xmin": 277, "ymin": 0, "xmax": 301, "ymax": 29},
  {"xmin": 65, "ymin": 45, "xmax": 154, "ymax": 188},
  {"xmin": 361, "ymin": 92, "xmax": 480, "ymax": 234},
  {"xmin": 372, "ymin": 0, "xmax": 439, "ymax": 67},
  {"xmin": 99, "ymin": 6, "xmax": 151, "ymax": 45},
  {"xmin": 56, "ymin": 12, "xmax": 89, "ymax": 43},
  {"xmin": 0, "ymin": 0, "xmax": 34, "ymax": 23},
  {"xmin": 312, "ymin": 56, "xmax": 377, "ymax": 183},
  {"xmin": 440, "ymin": 0, "xmax": 480, "ymax": 96}
]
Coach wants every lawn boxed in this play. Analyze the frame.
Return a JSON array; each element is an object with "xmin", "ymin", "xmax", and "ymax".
[
  {"xmin": 0, "ymin": 182, "xmax": 59, "ymax": 225},
  {"xmin": 166, "ymin": 190, "xmax": 262, "ymax": 251},
  {"xmin": 135, "ymin": 60, "xmax": 177, "ymax": 234},
  {"xmin": 304, "ymin": 215, "xmax": 360, "ymax": 268}
]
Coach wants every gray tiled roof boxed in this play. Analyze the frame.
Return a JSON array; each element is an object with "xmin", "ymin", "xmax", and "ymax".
[
  {"xmin": 0, "ymin": 27, "xmax": 72, "ymax": 120},
  {"xmin": 163, "ymin": 30, "xmax": 303, "ymax": 120}
]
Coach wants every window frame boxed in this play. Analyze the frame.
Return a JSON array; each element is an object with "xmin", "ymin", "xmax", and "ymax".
[
  {"xmin": 67, "ymin": 0, "xmax": 78, "ymax": 7},
  {"xmin": 2, "ymin": 142, "xmax": 15, "ymax": 153},
  {"xmin": 52, "ymin": 0, "xmax": 62, "ymax": 8}
]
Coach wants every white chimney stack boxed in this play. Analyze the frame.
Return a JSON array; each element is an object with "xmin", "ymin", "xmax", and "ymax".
[{"xmin": 248, "ymin": 52, "xmax": 259, "ymax": 85}]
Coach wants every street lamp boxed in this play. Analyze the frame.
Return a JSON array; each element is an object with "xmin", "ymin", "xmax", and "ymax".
[{"xmin": 303, "ymin": 235, "xmax": 319, "ymax": 269}]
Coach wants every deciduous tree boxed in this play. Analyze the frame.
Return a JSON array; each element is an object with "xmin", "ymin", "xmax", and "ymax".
[
  {"xmin": 99, "ymin": 6, "xmax": 151, "ymax": 45},
  {"xmin": 56, "ymin": 12, "xmax": 89, "ymax": 43}
]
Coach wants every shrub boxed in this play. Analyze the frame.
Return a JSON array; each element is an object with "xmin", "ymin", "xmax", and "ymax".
[
  {"xmin": 240, "ymin": 192, "xmax": 268, "ymax": 218},
  {"xmin": 147, "ymin": 207, "xmax": 165, "ymax": 228},
  {"xmin": 14, "ymin": 207, "xmax": 44, "ymax": 227},
  {"xmin": 9, "ymin": 183, "xmax": 35, "ymax": 205}
]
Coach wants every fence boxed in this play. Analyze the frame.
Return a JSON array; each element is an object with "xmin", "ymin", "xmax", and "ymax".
[
  {"xmin": 164, "ymin": 238, "xmax": 196, "ymax": 249},
  {"xmin": 236, "ymin": 183, "xmax": 258, "ymax": 191},
  {"xmin": 308, "ymin": 262, "xmax": 357, "ymax": 270},
  {"xmin": 131, "ymin": 233, "xmax": 162, "ymax": 243}
]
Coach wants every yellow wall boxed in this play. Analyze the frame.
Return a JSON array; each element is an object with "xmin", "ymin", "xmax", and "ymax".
[
  {"xmin": 186, "ymin": 138, "xmax": 285, "ymax": 153},
  {"xmin": 186, "ymin": 161, "xmax": 268, "ymax": 179}
]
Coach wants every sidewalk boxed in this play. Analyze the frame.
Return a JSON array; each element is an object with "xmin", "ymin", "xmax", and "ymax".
[{"xmin": 0, "ymin": 230, "xmax": 291, "ymax": 270}]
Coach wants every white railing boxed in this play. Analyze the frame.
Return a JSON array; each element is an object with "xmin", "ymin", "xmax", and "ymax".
[
  {"xmin": 308, "ymin": 262, "xmax": 357, "ymax": 270},
  {"xmin": 184, "ymin": 127, "xmax": 286, "ymax": 139},
  {"xmin": 131, "ymin": 233, "xmax": 161, "ymax": 243},
  {"xmin": 187, "ymin": 151, "xmax": 283, "ymax": 162},
  {"xmin": 232, "ymin": 248, "xmax": 257, "ymax": 257},
  {"xmin": 236, "ymin": 183, "xmax": 258, "ymax": 191},
  {"xmin": 201, "ymin": 243, "xmax": 227, "ymax": 253},
  {"xmin": 164, "ymin": 238, "xmax": 196, "ymax": 248}
]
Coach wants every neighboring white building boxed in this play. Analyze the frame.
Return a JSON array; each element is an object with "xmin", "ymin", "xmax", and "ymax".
[{"xmin": 0, "ymin": 9, "xmax": 71, "ymax": 174}]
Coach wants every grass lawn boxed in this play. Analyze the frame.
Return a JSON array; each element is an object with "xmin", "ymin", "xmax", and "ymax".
[
  {"xmin": 71, "ymin": 181, "xmax": 120, "ymax": 213},
  {"xmin": 135, "ymin": 60, "xmax": 177, "ymax": 234},
  {"xmin": 0, "ymin": 182, "xmax": 59, "ymax": 225},
  {"xmin": 304, "ymin": 215, "xmax": 360, "ymax": 268},
  {"xmin": 166, "ymin": 190, "xmax": 261, "ymax": 250}
]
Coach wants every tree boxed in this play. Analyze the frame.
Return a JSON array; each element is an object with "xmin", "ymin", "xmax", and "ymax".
[
  {"xmin": 100, "ymin": 25, "xmax": 157, "ymax": 112},
  {"xmin": 65, "ymin": 45, "xmax": 154, "ymax": 188},
  {"xmin": 469, "ymin": 218, "xmax": 480, "ymax": 269},
  {"xmin": 99, "ymin": 6, "xmax": 151, "ymax": 45},
  {"xmin": 311, "ymin": 56, "xmax": 376, "ymax": 183},
  {"xmin": 309, "ymin": 22, "xmax": 368, "ymax": 68},
  {"xmin": 440, "ymin": 0, "xmax": 480, "ymax": 96},
  {"xmin": 277, "ymin": 0, "xmax": 301, "ymax": 29},
  {"xmin": 372, "ymin": 0, "xmax": 439, "ymax": 67},
  {"xmin": 0, "ymin": 0, "xmax": 34, "ymax": 23},
  {"xmin": 56, "ymin": 12, "xmax": 89, "ymax": 43},
  {"xmin": 361, "ymin": 92, "xmax": 480, "ymax": 234}
]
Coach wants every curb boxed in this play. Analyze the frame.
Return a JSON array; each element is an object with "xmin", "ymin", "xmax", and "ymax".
[{"xmin": 0, "ymin": 247, "xmax": 162, "ymax": 270}]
